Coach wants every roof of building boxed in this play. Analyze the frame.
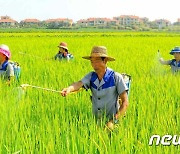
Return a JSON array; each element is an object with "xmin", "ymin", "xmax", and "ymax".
[
  {"xmin": 77, "ymin": 17, "xmax": 117, "ymax": 23},
  {"xmin": 44, "ymin": 18, "xmax": 73, "ymax": 23},
  {"xmin": 21, "ymin": 19, "xmax": 40, "ymax": 23},
  {"xmin": 114, "ymin": 15, "xmax": 140, "ymax": 19},
  {"xmin": 0, "ymin": 19, "xmax": 17, "ymax": 23}
]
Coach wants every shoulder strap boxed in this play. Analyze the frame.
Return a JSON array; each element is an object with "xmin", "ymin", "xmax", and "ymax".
[
  {"xmin": 90, "ymin": 72, "xmax": 97, "ymax": 82},
  {"xmin": 170, "ymin": 59, "xmax": 180, "ymax": 67},
  {"xmin": 0, "ymin": 61, "xmax": 9, "ymax": 71},
  {"xmin": 114, "ymin": 72, "xmax": 118, "ymax": 86},
  {"xmin": 170, "ymin": 59, "xmax": 176, "ymax": 66}
]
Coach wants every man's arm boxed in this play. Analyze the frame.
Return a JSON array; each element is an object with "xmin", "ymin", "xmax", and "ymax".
[
  {"xmin": 159, "ymin": 58, "xmax": 171, "ymax": 65},
  {"xmin": 61, "ymin": 81, "xmax": 83, "ymax": 97},
  {"xmin": 116, "ymin": 91, "xmax": 129, "ymax": 119},
  {"xmin": 106, "ymin": 91, "xmax": 129, "ymax": 130}
]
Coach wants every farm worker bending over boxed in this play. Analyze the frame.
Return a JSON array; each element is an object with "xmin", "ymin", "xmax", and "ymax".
[
  {"xmin": 54, "ymin": 42, "xmax": 73, "ymax": 61},
  {"xmin": 0, "ymin": 44, "xmax": 14, "ymax": 84},
  {"xmin": 61, "ymin": 46, "xmax": 129, "ymax": 130},
  {"xmin": 159, "ymin": 46, "xmax": 180, "ymax": 73}
]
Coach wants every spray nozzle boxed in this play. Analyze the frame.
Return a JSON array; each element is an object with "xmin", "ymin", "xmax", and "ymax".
[{"xmin": 157, "ymin": 50, "xmax": 161, "ymax": 58}]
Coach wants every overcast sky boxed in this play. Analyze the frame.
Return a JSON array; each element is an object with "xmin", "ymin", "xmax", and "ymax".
[{"xmin": 0, "ymin": 0, "xmax": 179, "ymax": 22}]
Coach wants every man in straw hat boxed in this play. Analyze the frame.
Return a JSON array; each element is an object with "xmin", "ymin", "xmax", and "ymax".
[
  {"xmin": 159, "ymin": 46, "xmax": 180, "ymax": 73},
  {"xmin": 54, "ymin": 42, "xmax": 73, "ymax": 61},
  {"xmin": 61, "ymin": 46, "xmax": 129, "ymax": 130}
]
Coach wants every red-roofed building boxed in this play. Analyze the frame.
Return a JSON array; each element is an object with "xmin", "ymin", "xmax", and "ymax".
[
  {"xmin": 177, "ymin": 18, "xmax": 180, "ymax": 22},
  {"xmin": 21, "ymin": 19, "xmax": 40, "ymax": 23},
  {"xmin": 77, "ymin": 17, "xmax": 118, "ymax": 27},
  {"xmin": 44, "ymin": 18, "xmax": 73, "ymax": 28},
  {"xmin": 20, "ymin": 18, "xmax": 40, "ymax": 27},
  {"xmin": 0, "ymin": 16, "xmax": 18, "ymax": 27},
  {"xmin": 113, "ymin": 15, "xmax": 142, "ymax": 26}
]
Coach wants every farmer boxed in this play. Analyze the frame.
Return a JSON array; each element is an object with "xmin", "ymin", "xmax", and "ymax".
[
  {"xmin": 61, "ymin": 46, "xmax": 129, "ymax": 130},
  {"xmin": 54, "ymin": 42, "xmax": 73, "ymax": 61},
  {"xmin": 159, "ymin": 47, "xmax": 180, "ymax": 73},
  {"xmin": 0, "ymin": 44, "xmax": 14, "ymax": 83}
]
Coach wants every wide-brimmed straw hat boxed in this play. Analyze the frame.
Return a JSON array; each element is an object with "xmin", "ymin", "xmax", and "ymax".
[
  {"xmin": 82, "ymin": 46, "xmax": 115, "ymax": 61},
  {"xmin": 0, "ymin": 44, "xmax": 11, "ymax": 59},
  {"xmin": 57, "ymin": 42, "xmax": 68, "ymax": 50},
  {"xmin": 169, "ymin": 46, "xmax": 180, "ymax": 55}
]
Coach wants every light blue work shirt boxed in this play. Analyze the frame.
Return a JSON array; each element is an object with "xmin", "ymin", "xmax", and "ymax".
[{"xmin": 81, "ymin": 67, "xmax": 128, "ymax": 119}]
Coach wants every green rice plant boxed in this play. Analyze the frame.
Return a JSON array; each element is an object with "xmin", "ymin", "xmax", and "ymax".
[{"xmin": 0, "ymin": 32, "xmax": 179, "ymax": 153}]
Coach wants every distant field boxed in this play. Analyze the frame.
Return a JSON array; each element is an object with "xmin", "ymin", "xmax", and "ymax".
[
  {"xmin": 0, "ymin": 27, "xmax": 180, "ymax": 33},
  {"xmin": 0, "ymin": 32, "xmax": 179, "ymax": 153}
]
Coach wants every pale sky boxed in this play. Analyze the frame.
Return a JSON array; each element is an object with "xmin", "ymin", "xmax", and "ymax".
[{"xmin": 0, "ymin": 0, "xmax": 179, "ymax": 23}]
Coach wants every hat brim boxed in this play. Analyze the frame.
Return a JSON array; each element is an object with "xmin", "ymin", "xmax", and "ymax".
[
  {"xmin": 169, "ymin": 51, "xmax": 180, "ymax": 55},
  {"xmin": 57, "ymin": 46, "xmax": 68, "ymax": 50},
  {"xmin": 0, "ymin": 48, "xmax": 10, "ymax": 59},
  {"xmin": 82, "ymin": 56, "xmax": 115, "ymax": 61}
]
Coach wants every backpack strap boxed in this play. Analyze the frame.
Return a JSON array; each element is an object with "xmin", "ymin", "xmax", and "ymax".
[
  {"xmin": 170, "ymin": 59, "xmax": 180, "ymax": 67},
  {"xmin": 90, "ymin": 72, "xmax": 98, "ymax": 89},
  {"xmin": 170, "ymin": 59, "xmax": 176, "ymax": 66},
  {"xmin": 0, "ymin": 60, "xmax": 9, "ymax": 71},
  {"xmin": 115, "ymin": 72, "xmax": 131, "ymax": 97}
]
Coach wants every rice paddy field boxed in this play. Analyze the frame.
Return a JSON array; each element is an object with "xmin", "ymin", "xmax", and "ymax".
[{"xmin": 0, "ymin": 31, "xmax": 180, "ymax": 153}]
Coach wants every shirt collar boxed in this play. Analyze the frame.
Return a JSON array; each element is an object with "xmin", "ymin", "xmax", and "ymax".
[
  {"xmin": 103, "ymin": 67, "xmax": 114, "ymax": 83},
  {"xmin": 93, "ymin": 67, "xmax": 113, "ymax": 87}
]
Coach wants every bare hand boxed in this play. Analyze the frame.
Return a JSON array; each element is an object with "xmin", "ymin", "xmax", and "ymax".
[
  {"xmin": 106, "ymin": 121, "xmax": 114, "ymax": 131},
  {"xmin": 159, "ymin": 58, "xmax": 163, "ymax": 62},
  {"xmin": 60, "ymin": 88, "xmax": 71, "ymax": 97}
]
